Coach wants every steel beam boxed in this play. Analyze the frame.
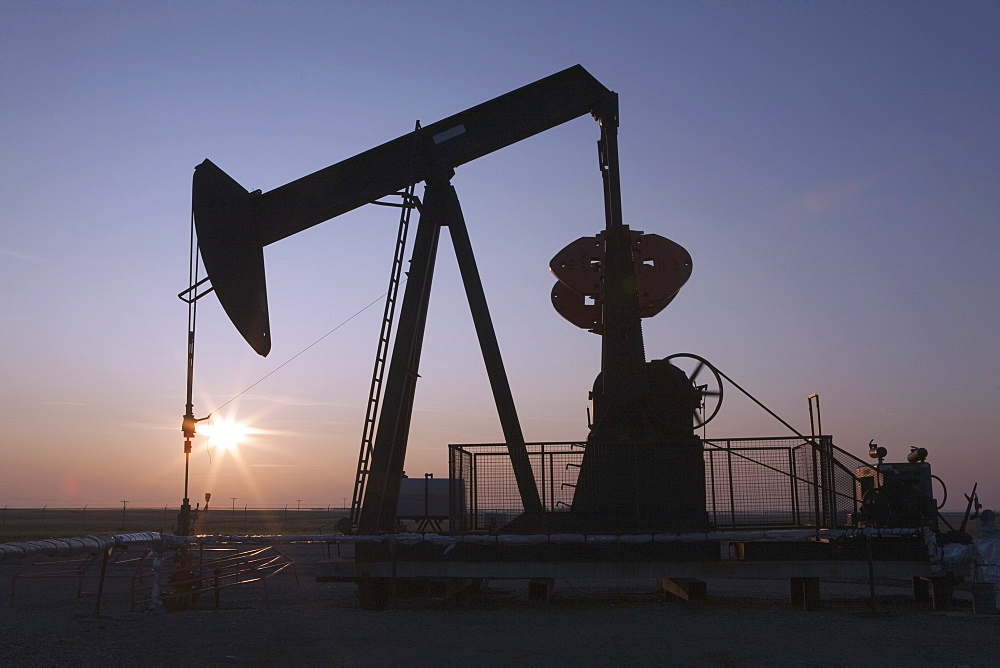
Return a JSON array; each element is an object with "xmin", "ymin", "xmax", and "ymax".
[
  {"xmin": 358, "ymin": 201, "xmax": 442, "ymax": 534},
  {"xmin": 255, "ymin": 65, "xmax": 612, "ymax": 246},
  {"xmin": 442, "ymin": 182, "xmax": 542, "ymax": 514}
]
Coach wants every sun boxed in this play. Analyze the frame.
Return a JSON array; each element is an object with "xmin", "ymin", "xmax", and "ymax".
[{"xmin": 201, "ymin": 418, "xmax": 253, "ymax": 451}]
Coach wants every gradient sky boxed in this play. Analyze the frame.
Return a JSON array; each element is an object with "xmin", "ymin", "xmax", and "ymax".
[{"xmin": 2, "ymin": 1, "xmax": 998, "ymax": 511}]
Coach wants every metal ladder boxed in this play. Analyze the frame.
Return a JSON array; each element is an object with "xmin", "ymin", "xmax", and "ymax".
[{"xmin": 348, "ymin": 170, "xmax": 419, "ymax": 530}]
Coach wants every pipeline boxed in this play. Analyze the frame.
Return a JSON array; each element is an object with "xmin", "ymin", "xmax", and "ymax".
[{"xmin": 0, "ymin": 532, "xmax": 164, "ymax": 561}]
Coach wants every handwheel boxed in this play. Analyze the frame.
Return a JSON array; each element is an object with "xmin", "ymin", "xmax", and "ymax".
[{"xmin": 664, "ymin": 353, "xmax": 724, "ymax": 429}]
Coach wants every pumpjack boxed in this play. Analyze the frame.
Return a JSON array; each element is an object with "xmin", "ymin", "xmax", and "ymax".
[
  {"xmin": 183, "ymin": 66, "xmax": 990, "ymax": 612},
  {"xmin": 191, "ymin": 65, "xmax": 716, "ymax": 535}
]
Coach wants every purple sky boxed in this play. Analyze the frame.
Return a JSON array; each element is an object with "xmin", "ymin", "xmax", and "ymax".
[{"xmin": 2, "ymin": 1, "xmax": 998, "ymax": 510}]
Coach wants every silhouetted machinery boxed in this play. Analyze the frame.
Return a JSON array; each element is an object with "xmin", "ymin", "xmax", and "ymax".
[
  {"xmin": 853, "ymin": 443, "xmax": 940, "ymax": 529},
  {"xmin": 192, "ymin": 65, "xmax": 717, "ymax": 535}
]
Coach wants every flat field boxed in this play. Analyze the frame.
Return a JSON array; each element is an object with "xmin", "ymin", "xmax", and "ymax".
[
  {"xmin": 2, "ymin": 511, "xmax": 998, "ymax": 665},
  {"xmin": 0, "ymin": 507, "xmax": 348, "ymax": 542},
  {"xmin": 1, "ymin": 543, "xmax": 997, "ymax": 667}
]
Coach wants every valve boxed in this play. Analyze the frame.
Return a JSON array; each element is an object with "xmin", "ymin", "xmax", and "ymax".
[{"xmin": 868, "ymin": 439, "xmax": 887, "ymax": 464}]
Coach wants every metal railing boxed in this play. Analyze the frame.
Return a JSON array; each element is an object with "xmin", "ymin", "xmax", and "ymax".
[{"xmin": 450, "ymin": 437, "xmax": 867, "ymax": 532}]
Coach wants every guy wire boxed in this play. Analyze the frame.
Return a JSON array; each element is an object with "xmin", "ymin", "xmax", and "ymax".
[{"xmin": 209, "ymin": 280, "xmax": 406, "ymax": 415}]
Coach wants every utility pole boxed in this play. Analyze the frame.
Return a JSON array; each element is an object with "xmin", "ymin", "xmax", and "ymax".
[{"xmin": 120, "ymin": 500, "xmax": 128, "ymax": 530}]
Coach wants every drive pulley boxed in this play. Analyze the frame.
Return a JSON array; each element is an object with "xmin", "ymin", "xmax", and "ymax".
[{"xmin": 664, "ymin": 353, "xmax": 724, "ymax": 429}]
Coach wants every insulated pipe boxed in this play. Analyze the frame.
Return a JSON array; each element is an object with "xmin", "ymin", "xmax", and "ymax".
[
  {"xmin": 1, "ymin": 527, "xmax": 935, "ymax": 562},
  {"xmin": 0, "ymin": 532, "xmax": 163, "ymax": 561}
]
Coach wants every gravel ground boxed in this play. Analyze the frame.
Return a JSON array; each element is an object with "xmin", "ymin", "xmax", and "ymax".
[{"xmin": 1, "ymin": 544, "xmax": 997, "ymax": 667}]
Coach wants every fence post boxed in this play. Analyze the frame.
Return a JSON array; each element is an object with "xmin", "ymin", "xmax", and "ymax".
[
  {"xmin": 811, "ymin": 445, "xmax": 821, "ymax": 527},
  {"xmin": 789, "ymin": 450, "xmax": 799, "ymax": 526},
  {"xmin": 94, "ymin": 548, "xmax": 111, "ymax": 617},
  {"xmin": 707, "ymin": 447, "xmax": 717, "ymax": 527},
  {"xmin": 727, "ymin": 444, "xmax": 736, "ymax": 529}
]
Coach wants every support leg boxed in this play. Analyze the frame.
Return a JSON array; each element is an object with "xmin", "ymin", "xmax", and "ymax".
[
  {"xmin": 789, "ymin": 577, "xmax": 820, "ymax": 610},
  {"xmin": 914, "ymin": 576, "xmax": 955, "ymax": 610},
  {"xmin": 94, "ymin": 548, "xmax": 111, "ymax": 617},
  {"xmin": 528, "ymin": 578, "xmax": 554, "ymax": 606},
  {"xmin": 444, "ymin": 183, "xmax": 541, "ymax": 513},
  {"xmin": 359, "ymin": 209, "xmax": 442, "ymax": 534},
  {"xmin": 928, "ymin": 577, "xmax": 954, "ymax": 611}
]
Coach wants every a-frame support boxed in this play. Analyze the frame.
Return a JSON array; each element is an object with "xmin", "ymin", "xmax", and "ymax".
[{"xmin": 358, "ymin": 171, "xmax": 542, "ymax": 533}]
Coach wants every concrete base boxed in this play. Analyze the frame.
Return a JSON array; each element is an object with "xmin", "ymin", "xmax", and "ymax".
[
  {"xmin": 356, "ymin": 577, "xmax": 480, "ymax": 607},
  {"xmin": 913, "ymin": 576, "xmax": 955, "ymax": 611},
  {"xmin": 657, "ymin": 577, "xmax": 707, "ymax": 602},
  {"xmin": 971, "ymin": 582, "xmax": 998, "ymax": 615},
  {"xmin": 338, "ymin": 559, "xmax": 935, "ymax": 581},
  {"xmin": 528, "ymin": 578, "xmax": 554, "ymax": 606}
]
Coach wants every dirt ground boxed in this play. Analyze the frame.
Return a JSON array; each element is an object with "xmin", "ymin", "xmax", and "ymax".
[{"xmin": 1, "ymin": 543, "xmax": 997, "ymax": 667}]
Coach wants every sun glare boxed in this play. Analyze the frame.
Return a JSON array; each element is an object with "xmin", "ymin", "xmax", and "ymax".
[{"xmin": 202, "ymin": 418, "xmax": 252, "ymax": 451}]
